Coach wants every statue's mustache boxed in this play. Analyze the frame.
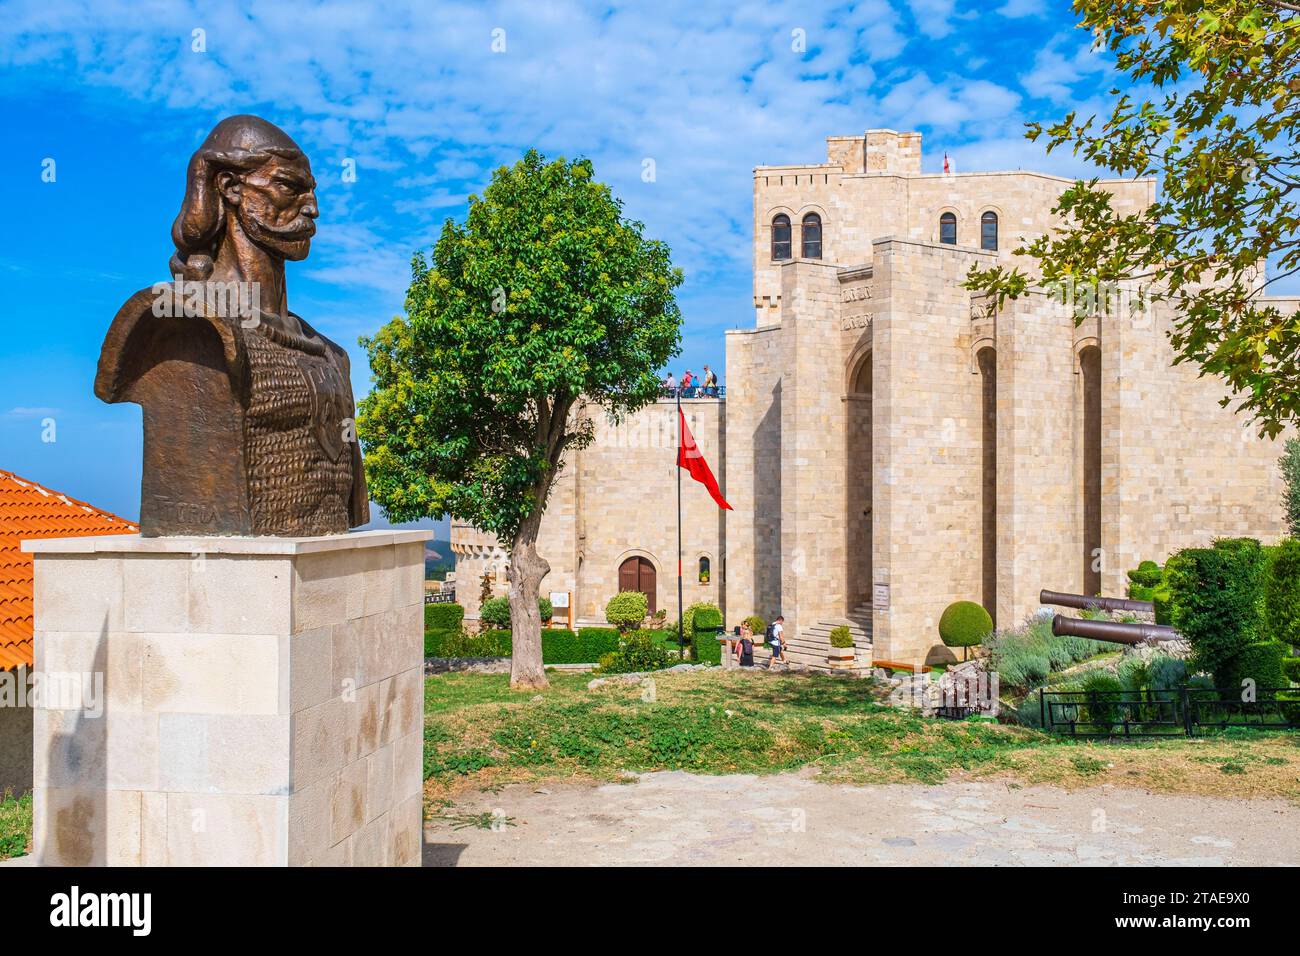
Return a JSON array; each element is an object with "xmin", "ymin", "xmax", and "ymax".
[{"xmin": 252, "ymin": 215, "xmax": 317, "ymax": 240}]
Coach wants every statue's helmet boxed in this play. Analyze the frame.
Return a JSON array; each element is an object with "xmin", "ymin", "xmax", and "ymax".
[{"xmin": 170, "ymin": 115, "xmax": 310, "ymax": 280}]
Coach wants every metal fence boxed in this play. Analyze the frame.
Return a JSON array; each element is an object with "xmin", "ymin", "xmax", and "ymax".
[{"xmin": 1040, "ymin": 686, "xmax": 1300, "ymax": 737}]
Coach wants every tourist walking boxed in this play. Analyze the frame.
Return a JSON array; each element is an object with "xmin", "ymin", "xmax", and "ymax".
[
  {"xmin": 767, "ymin": 615, "xmax": 788, "ymax": 668},
  {"xmin": 663, "ymin": 371, "xmax": 676, "ymax": 395},
  {"xmin": 681, "ymin": 369, "xmax": 695, "ymax": 397}
]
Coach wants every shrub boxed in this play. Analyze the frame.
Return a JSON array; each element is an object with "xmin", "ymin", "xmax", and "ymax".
[
  {"xmin": 1283, "ymin": 656, "xmax": 1300, "ymax": 684},
  {"xmin": 478, "ymin": 596, "xmax": 561, "ymax": 630},
  {"xmin": 425, "ymin": 627, "xmax": 512, "ymax": 658},
  {"xmin": 1264, "ymin": 539, "xmax": 1300, "ymax": 649},
  {"xmin": 1166, "ymin": 542, "xmax": 1264, "ymax": 685},
  {"xmin": 596, "ymin": 630, "xmax": 673, "ymax": 674},
  {"xmin": 938, "ymin": 601, "xmax": 992, "ymax": 653},
  {"xmin": 479, "ymin": 596, "xmax": 512, "ymax": 628},
  {"xmin": 829, "ymin": 625, "xmax": 853, "ymax": 649},
  {"xmin": 1126, "ymin": 559, "xmax": 1174, "ymax": 624},
  {"xmin": 743, "ymin": 615, "xmax": 766, "ymax": 635},
  {"xmin": 1222, "ymin": 641, "xmax": 1288, "ymax": 691},
  {"xmin": 605, "ymin": 591, "xmax": 648, "ymax": 631},
  {"xmin": 984, "ymin": 614, "xmax": 1107, "ymax": 690},
  {"xmin": 687, "ymin": 604, "xmax": 723, "ymax": 664},
  {"xmin": 1147, "ymin": 654, "xmax": 1189, "ymax": 692},
  {"xmin": 1282, "ymin": 438, "xmax": 1300, "ymax": 538},
  {"xmin": 1079, "ymin": 671, "xmax": 1125, "ymax": 731},
  {"xmin": 425, "ymin": 602, "xmax": 465, "ymax": 632}
]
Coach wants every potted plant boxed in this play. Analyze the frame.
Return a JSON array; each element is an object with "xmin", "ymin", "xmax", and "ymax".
[{"xmin": 829, "ymin": 625, "xmax": 855, "ymax": 669}]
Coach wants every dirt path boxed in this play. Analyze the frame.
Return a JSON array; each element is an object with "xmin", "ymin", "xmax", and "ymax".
[{"xmin": 423, "ymin": 771, "xmax": 1299, "ymax": 866}]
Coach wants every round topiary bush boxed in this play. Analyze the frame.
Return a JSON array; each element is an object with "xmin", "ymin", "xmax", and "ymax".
[
  {"xmin": 605, "ymin": 590, "xmax": 649, "ymax": 631},
  {"xmin": 829, "ymin": 625, "xmax": 853, "ymax": 648},
  {"xmin": 539, "ymin": 597, "xmax": 553, "ymax": 624},
  {"xmin": 743, "ymin": 615, "xmax": 766, "ymax": 635},
  {"xmin": 938, "ymin": 601, "xmax": 992, "ymax": 656}
]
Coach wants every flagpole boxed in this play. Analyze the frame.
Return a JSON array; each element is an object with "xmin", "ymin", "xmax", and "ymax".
[{"xmin": 676, "ymin": 386, "xmax": 684, "ymax": 659}]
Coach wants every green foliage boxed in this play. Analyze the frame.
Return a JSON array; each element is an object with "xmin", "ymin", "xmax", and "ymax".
[
  {"xmin": 605, "ymin": 590, "xmax": 649, "ymax": 631},
  {"xmin": 0, "ymin": 790, "xmax": 31, "ymax": 861},
  {"xmin": 424, "ymin": 626, "xmax": 618, "ymax": 664},
  {"xmin": 688, "ymin": 603, "xmax": 723, "ymax": 663},
  {"xmin": 1126, "ymin": 559, "xmax": 1175, "ymax": 623},
  {"xmin": 1166, "ymin": 542, "xmax": 1265, "ymax": 684},
  {"xmin": 1079, "ymin": 672, "xmax": 1125, "ymax": 731},
  {"xmin": 479, "ymin": 596, "xmax": 512, "ymax": 629},
  {"xmin": 1147, "ymin": 654, "xmax": 1190, "ymax": 692},
  {"xmin": 1223, "ymin": 641, "xmax": 1288, "ymax": 691},
  {"xmin": 743, "ymin": 615, "xmax": 766, "ymax": 634},
  {"xmin": 424, "ymin": 627, "xmax": 512, "ymax": 658},
  {"xmin": 1263, "ymin": 538, "xmax": 1300, "ymax": 648},
  {"xmin": 358, "ymin": 149, "xmax": 683, "ymax": 539},
  {"xmin": 938, "ymin": 601, "xmax": 992, "ymax": 648},
  {"xmin": 425, "ymin": 602, "xmax": 465, "ymax": 632},
  {"xmin": 964, "ymin": 0, "xmax": 1300, "ymax": 436},
  {"xmin": 540, "ymin": 628, "xmax": 617, "ymax": 664},
  {"xmin": 1282, "ymin": 439, "xmax": 1300, "ymax": 537},
  {"xmin": 1283, "ymin": 655, "xmax": 1300, "ymax": 684},
  {"xmin": 596, "ymin": 630, "xmax": 673, "ymax": 674},
  {"xmin": 984, "ymin": 615, "xmax": 1107, "ymax": 690},
  {"xmin": 476, "ymin": 596, "xmax": 553, "ymax": 630},
  {"xmin": 829, "ymin": 625, "xmax": 854, "ymax": 649}
]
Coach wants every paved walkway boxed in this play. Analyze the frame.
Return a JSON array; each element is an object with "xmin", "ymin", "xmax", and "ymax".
[{"xmin": 422, "ymin": 771, "xmax": 1299, "ymax": 866}]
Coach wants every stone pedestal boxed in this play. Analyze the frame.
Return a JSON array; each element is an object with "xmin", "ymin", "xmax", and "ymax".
[{"xmin": 23, "ymin": 529, "xmax": 429, "ymax": 866}]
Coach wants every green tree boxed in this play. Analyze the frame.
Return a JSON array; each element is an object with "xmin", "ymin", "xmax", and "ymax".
[
  {"xmin": 1281, "ymin": 437, "xmax": 1300, "ymax": 536},
  {"xmin": 967, "ymin": 0, "xmax": 1300, "ymax": 436},
  {"xmin": 359, "ymin": 150, "xmax": 682, "ymax": 690}
]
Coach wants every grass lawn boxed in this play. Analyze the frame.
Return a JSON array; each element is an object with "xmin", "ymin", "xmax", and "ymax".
[
  {"xmin": 423, "ymin": 668, "xmax": 1300, "ymax": 806},
  {"xmin": 4, "ymin": 669, "xmax": 1296, "ymax": 857}
]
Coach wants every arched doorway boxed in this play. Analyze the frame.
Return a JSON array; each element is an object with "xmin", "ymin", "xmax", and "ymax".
[
  {"xmin": 846, "ymin": 351, "xmax": 872, "ymax": 611},
  {"xmin": 618, "ymin": 556, "xmax": 657, "ymax": 614}
]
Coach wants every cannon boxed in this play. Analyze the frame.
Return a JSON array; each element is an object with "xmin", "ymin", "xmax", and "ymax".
[
  {"xmin": 1051, "ymin": 614, "xmax": 1179, "ymax": 645},
  {"xmin": 1040, "ymin": 589, "xmax": 1154, "ymax": 615}
]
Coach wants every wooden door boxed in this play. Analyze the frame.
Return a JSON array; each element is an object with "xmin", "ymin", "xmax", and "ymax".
[{"xmin": 618, "ymin": 556, "xmax": 657, "ymax": 615}]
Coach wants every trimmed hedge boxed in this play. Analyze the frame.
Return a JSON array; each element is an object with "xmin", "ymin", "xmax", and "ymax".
[
  {"xmin": 1264, "ymin": 539, "xmax": 1300, "ymax": 649},
  {"xmin": 690, "ymin": 604, "xmax": 724, "ymax": 664},
  {"xmin": 1223, "ymin": 640, "xmax": 1288, "ymax": 691},
  {"xmin": 423, "ymin": 626, "xmax": 619, "ymax": 664},
  {"xmin": 1166, "ymin": 540, "xmax": 1265, "ymax": 686},
  {"xmin": 829, "ymin": 625, "xmax": 853, "ymax": 649},
  {"xmin": 425, "ymin": 602, "xmax": 465, "ymax": 632}
]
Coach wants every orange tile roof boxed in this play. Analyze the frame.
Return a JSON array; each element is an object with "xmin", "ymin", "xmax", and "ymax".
[{"xmin": 0, "ymin": 469, "xmax": 136, "ymax": 670}]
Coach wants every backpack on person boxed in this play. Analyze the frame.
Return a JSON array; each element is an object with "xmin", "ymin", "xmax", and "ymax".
[
  {"xmin": 738, "ymin": 637, "xmax": 754, "ymax": 666},
  {"xmin": 764, "ymin": 622, "xmax": 777, "ymax": 643}
]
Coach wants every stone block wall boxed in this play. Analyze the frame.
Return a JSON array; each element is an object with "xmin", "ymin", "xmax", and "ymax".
[{"xmin": 26, "ymin": 530, "xmax": 426, "ymax": 866}]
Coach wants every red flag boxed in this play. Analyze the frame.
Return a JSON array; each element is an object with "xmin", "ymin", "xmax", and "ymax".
[
  {"xmin": 943, "ymin": 152, "xmax": 950, "ymax": 174},
  {"xmin": 677, "ymin": 408, "xmax": 732, "ymax": 510}
]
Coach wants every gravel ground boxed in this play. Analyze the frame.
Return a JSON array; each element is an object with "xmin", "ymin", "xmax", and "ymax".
[{"xmin": 423, "ymin": 770, "xmax": 1299, "ymax": 867}]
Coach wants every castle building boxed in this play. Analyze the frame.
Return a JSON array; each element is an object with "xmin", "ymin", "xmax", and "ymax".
[{"xmin": 452, "ymin": 129, "xmax": 1289, "ymax": 667}]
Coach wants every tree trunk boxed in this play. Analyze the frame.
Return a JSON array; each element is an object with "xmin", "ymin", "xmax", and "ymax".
[{"xmin": 508, "ymin": 510, "xmax": 550, "ymax": 691}]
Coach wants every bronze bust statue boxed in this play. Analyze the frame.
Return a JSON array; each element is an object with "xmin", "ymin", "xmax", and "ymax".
[{"xmin": 96, "ymin": 115, "xmax": 369, "ymax": 536}]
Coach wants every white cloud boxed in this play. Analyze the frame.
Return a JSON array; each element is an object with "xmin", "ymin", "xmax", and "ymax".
[
  {"xmin": 1022, "ymin": 32, "xmax": 1108, "ymax": 102},
  {"xmin": 995, "ymin": 0, "xmax": 1047, "ymax": 18}
]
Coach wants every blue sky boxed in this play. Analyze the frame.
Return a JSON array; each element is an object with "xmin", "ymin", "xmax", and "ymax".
[{"xmin": 0, "ymin": 0, "xmax": 1176, "ymax": 524}]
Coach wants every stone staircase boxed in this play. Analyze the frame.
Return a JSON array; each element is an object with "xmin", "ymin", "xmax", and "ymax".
[{"xmin": 760, "ymin": 614, "xmax": 873, "ymax": 676}]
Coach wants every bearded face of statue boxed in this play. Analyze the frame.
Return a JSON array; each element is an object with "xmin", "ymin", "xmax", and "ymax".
[{"xmin": 217, "ymin": 153, "xmax": 319, "ymax": 261}]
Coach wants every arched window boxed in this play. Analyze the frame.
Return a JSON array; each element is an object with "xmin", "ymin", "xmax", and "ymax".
[
  {"xmin": 698, "ymin": 556, "xmax": 711, "ymax": 584},
  {"xmin": 981, "ymin": 211, "xmax": 998, "ymax": 251},
  {"xmin": 771, "ymin": 214, "xmax": 792, "ymax": 261},
  {"xmin": 939, "ymin": 212, "xmax": 957, "ymax": 245},
  {"xmin": 801, "ymin": 213, "xmax": 822, "ymax": 259}
]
